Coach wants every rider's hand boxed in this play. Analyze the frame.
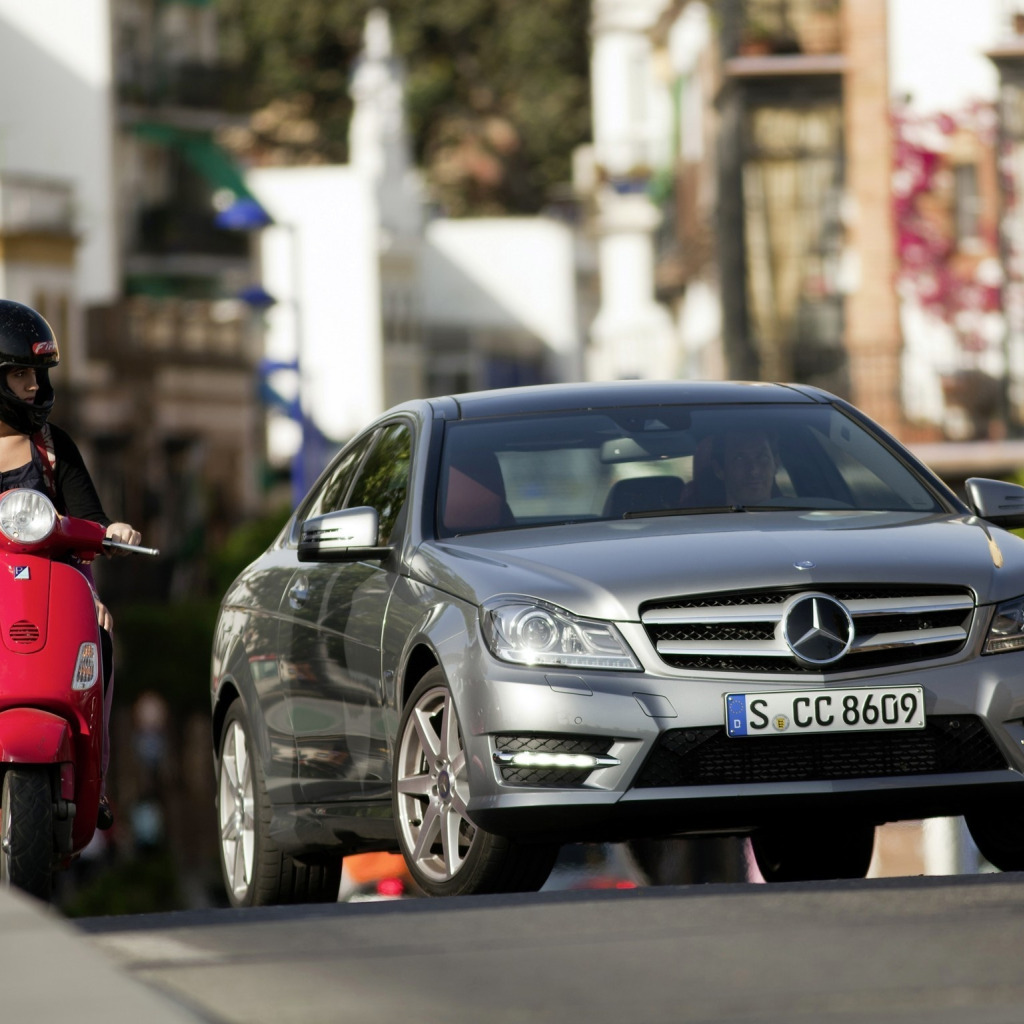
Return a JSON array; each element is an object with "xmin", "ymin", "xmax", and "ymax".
[
  {"xmin": 105, "ymin": 522, "xmax": 141, "ymax": 555},
  {"xmin": 94, "ymin": 596, "xmax": 113, "ymax": 633}
]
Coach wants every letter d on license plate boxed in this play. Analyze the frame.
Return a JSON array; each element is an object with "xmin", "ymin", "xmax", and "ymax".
[{"xmin": 725, "ymin": 686, "xmax": 925, "ymax": 738}]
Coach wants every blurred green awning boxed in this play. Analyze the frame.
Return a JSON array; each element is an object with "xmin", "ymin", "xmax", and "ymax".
[{"xmin": 130, "ymin": 122, "xmax": 256, "ymax": 203}]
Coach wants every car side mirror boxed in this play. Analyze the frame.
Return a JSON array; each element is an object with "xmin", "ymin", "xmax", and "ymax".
[
  {"xmin": 297, "ymin": 506, "xmax": 392, "ymax": 562},
  {"xmin": 965, "ymin": 478, "xmax": 1024, "ymax": 529}
]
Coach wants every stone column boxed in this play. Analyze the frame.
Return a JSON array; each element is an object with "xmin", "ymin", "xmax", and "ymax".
[
  {"xmin": 588, "ymin": 0, "xmax": 677, "ymax": 380},
  {"xmin": 842, "ymin": 0, "xmax": 904, "ymax": 432}
]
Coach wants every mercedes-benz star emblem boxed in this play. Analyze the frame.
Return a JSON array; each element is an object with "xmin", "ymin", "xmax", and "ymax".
[{"xmin": 781, "ymin": 593, "xmax": 854, "ymax": 666}]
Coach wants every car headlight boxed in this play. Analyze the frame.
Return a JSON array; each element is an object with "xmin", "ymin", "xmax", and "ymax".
[
  {"xmin": 482, "ymin": 598, "xmax": 641, "ymax": 671},
  {"xmin": 0, "ymin": 489, "xmax": 56, "ymax": 544},
  {"xmin": 985, "ymin": 596, "xmax": 1024, "ymax": 654}
]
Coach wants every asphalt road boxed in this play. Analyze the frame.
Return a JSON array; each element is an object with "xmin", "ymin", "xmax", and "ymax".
[{"xmin": 73, "ymin": 871, "xmax": 1024, "ymax": 1024}]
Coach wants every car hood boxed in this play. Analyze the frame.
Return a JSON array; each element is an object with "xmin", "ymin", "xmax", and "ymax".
[{"xmin": 412, "ymin": 510, "xmax": 1024, "ymax": 621}]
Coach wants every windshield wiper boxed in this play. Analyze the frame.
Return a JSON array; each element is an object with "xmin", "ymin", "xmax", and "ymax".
[
  {"xmin": 623, "ymin": 505, "xmax": 739, "ymax": 519},
  {"xmin": 623, "ymin": 504, "xmax": 824, "ymax": 519},
  {"xmin": 728, "ymin": 505, "xmax": 824, "ymax": 512}
]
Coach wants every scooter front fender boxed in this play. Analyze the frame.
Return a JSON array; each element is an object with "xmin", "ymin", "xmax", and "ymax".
[{"xmin": 0, "ymin": 708, "xmax": 74, "ymax": 765}]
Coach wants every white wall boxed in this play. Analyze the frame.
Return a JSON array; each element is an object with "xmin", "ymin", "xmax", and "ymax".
[
  {"xmin": 422, "ymin": 217, "xmax": 579, "ymax": 375},
  {"xmin": 889, "ymin": 0, "xmax": 1000, "ymax": 113},
  {"xmin": 0, "ymin": 0, "xmax": 118, "ymax": 302},
  {"xmin": 248, "ymin": 166, "xmax": 384, "ymax": 445}
]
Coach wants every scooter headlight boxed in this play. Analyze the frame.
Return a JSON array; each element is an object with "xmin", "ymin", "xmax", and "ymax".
[{"xmin": 0, "ymin": 489, "xmax": 57, "ymax": 544}]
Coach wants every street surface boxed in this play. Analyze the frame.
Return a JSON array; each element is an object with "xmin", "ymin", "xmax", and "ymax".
[{"xmin": 76, "ymin": 871, "xmax": 1024, "ymax": 1024}]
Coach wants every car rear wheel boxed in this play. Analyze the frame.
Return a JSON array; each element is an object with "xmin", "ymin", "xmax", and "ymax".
[
  {"xmin": 751, "ymin": 820, "xmax": 875, "ymax": 882},
  {"xmin": 217, "ymin": 701, "xmax": 341, "ymax": 907},
  {"xmin": 393, "ymin": 669, "xmax": 558, "ymax": 897}
]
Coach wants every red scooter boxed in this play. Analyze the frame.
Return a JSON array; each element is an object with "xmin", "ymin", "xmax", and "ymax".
[{"xmin": 0, "ymin": 487, "xmax": 156, "ymax": 900}]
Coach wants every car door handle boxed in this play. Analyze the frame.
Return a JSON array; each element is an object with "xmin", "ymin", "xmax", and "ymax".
[{"xmin": 288, "ymin": 575, "xmax": 310, "ymax": 609}]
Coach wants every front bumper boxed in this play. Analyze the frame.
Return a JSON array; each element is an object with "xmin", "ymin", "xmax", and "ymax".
[
  {"xmin": 457, "ymin": 649, "xmax": 1024, "ymax": 842},
  {"xmin": 468, "ymin": 772, "xmax": 1024, "ymax": 842}
]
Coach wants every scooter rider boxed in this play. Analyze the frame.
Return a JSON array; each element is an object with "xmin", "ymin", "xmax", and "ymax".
[{"xmin": 0, "ymin": 299, "xmax": 142, "ymax": 830}]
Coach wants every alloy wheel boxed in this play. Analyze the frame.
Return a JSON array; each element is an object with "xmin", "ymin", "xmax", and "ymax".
[
  {"xmin": 218, "ymin": 717, "xmax": 255, "ymax": 901},
  {"xmin": 395, "ymin": 683, "xmax": 475, "ymax": 884}
]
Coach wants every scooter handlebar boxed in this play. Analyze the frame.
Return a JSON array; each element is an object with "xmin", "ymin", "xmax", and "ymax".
[{"xmin": 101, "ymin": 539, "xmax": 160, "ymax": 557}]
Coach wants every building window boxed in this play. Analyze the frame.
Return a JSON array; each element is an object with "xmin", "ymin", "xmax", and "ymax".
[
  {"xmin": 953, "ymin": 163, "xmax": 981, "ymax": 245},
  {"xmin": 741, "ymin": 99, "xmax": 845, "ymax": 385}
]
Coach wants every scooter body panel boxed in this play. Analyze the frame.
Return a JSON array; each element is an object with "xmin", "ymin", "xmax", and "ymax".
[
  {"xmin": 0, "ymin": 553, "xmax": 103, "ymax": 854},
  {"xmin": 0, "ymin": 708, "xmax": 73, "ymax": 763},
  {"xmin": 0, "ymin": 558, "xmax": 50, "ymax": 652}
]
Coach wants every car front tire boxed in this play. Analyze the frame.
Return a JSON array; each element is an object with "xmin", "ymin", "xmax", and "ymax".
[
  {"xmin": 393, "ymin": 669, "xmax": 557, "ymax": 897},
  {"xmin": 217, "ymin": 701, "xmax": 341, "ymax": 907}
]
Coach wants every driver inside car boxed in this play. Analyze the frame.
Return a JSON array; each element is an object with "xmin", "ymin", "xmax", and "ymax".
[{"xmin": 710, "ymin": 430, "xmax": 780, "ymax": 506}]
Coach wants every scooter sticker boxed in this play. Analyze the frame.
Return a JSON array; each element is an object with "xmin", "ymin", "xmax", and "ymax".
[{"xmin": 11, "ymin": 566, "xmax": 29, "ymax": 580}]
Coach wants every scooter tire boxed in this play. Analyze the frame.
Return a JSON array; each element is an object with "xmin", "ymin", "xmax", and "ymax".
[
  {"xmin": 0, "ymin": 769, "xmax": 54, "ymax": 902},
  {"xmin": 217, "ymin": 702, "xmax": 340, "ymax": 907}
]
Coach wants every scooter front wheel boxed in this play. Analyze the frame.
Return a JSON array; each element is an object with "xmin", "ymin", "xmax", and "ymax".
[{"xmin": 0, "ymin": 769, "xmax": 54, "ymax": 901}]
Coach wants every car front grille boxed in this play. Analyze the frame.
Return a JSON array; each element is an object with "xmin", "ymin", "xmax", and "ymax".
[
  {"xmin": 493, "ymin": 734, "xmax": 614, "ymax": 787},
  {"xmin": 641, "ymin": 585, "xmax": 975, "ymax": 674},
  {"xmin": 631, "ymin": 715, "xmax": 1007, "ymax": 788}
]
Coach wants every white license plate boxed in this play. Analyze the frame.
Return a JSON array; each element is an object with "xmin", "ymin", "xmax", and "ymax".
[{"xmin": 724, "ymin": 686, "xmax": 925, "ymax": 738}]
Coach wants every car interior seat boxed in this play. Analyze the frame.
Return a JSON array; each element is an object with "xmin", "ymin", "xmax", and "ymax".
[
  {"xmin": 440, "ymin": 448, "xmax": 515, "ymax": 534},
  {"xmin": 602, "ymin": 475, "xmax": 687, "ymax": 519}
]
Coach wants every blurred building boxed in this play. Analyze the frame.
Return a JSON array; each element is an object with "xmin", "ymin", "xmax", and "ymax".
[
  {"xmin": 97, "ymin": 0, "xmax": 267, "ymax": 591},
  {"xmin": 582, "ymin": 0, "xmax": 1024, "ymax": 879},
  {"xmin": 584, "ymin": 0, "xmax": 895, "ymax": 421},
  {"xmin": 0, "ymin": 175, "xmax": 78, "ymax": 359},
  {"xmin": 245, "ymin": 10, "xmax": 585, "ymax": 494},
  {"xmin": 584, "ymin": 0, "xmax": 680, "ymax": 382},
  {"xmin": 0, "ymin": 0, "xmax": 266, "ymax": 598},
  {"xmin": 988, "ymin": 6, "xmax": 1024, "ymax": 441},
  {"xmin": 583, "ymin": 0, "xmax": 1024, "ymax": 479}
]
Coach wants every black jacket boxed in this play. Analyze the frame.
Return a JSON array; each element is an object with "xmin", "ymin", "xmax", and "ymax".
[{"xmin": 47, "ymin": 423, "xmax": 112, "ymax": 527}]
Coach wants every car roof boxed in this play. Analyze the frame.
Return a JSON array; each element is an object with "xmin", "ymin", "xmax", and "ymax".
[{"xmin": 428, "ymin": 380, "xmax": 828, "ymax": 421}]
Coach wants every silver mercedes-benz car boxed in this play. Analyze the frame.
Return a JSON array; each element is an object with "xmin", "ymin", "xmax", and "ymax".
[{"xmin": 211, "ymin": 380, "xmax": 1024, "ymax": 904}]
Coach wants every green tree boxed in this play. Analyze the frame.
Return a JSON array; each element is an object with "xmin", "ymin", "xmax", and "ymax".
[{"xmin": 216, "ymin": 0, "xmax": 591, "ymax": 215}]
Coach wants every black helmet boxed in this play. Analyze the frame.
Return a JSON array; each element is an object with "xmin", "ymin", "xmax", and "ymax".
[{"xmin": 0, "ymin": 300, "xmax": 60, "ymax": 434}]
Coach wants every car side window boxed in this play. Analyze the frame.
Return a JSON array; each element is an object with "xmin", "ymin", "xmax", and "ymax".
[
  {"xmin": 298, "ymin": 431, "xmax": 378, "ymax": 526},
  {"xmin": 346, "ymin": 422, "xmax": 412, "ymax": 543}
]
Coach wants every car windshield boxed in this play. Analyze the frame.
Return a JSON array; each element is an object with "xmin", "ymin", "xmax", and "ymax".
[{"xmin": 435, "ymin": 403, "xmax": 946, "ymax": 537}]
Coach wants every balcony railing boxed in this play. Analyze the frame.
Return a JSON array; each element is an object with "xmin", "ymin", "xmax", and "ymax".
[
  {"xmin": 117, "ymin": 61, "xmax": 249, "ymax": 113},
  {"xmin": 736, "ymin": 0, "xmax": 842, "ymax": 58},
  {"xmin": 134, "ymin": 203, "xmax": 249, "ymax": 259},
  {"xmin": 87, "ymin": 297, "xmax": 255, "ymax": 369}
]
